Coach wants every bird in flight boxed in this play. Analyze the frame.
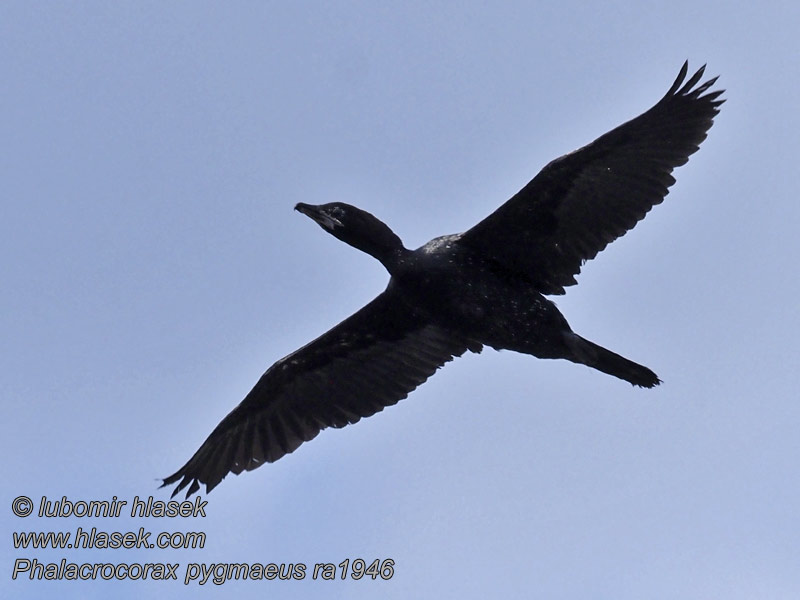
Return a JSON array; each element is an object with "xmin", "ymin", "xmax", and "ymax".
[{"xmin": 163, "ymin": 62, "xmax": 723, "ymax": 498}]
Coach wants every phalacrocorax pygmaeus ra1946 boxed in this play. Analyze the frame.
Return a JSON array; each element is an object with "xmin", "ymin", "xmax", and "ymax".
[{"xmin": 163, "ymin": 62, "xmax": 724, "ymax": 498}]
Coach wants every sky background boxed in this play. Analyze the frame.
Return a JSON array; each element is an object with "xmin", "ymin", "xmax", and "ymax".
[{"xmin": 3, "ymin": 2, "xmax": 799, "ymax": 598}]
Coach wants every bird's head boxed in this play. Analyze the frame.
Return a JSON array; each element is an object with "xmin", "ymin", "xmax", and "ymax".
[{"xmin": 295, "ymin": 202, "xmax": 406, "ymax": 268}]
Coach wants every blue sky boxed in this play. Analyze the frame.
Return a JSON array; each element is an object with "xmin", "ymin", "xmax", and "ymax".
[{"xmin": 3, "ymin": 2, "xmax": 799, "ymax": 598}]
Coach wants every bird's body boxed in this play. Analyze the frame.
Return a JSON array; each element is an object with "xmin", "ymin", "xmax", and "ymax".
[
  {"xmin": 390, "ymin": 235, "xmax": 574, "ymax": 361},
  {"xmin": 163, "ymin": 63, "xmax": 724, "ymax": 498}
]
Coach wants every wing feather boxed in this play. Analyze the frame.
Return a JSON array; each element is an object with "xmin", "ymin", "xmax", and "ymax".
[
  {"xmin": 162, "ymin": 288, "xmax": 481, "ymax": 498},
  {"xmin": 460, "ymin": 62, "xmax": 724, "ymax": 294}
]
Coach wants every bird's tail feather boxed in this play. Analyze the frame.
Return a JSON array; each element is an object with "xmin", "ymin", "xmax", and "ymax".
[{"xmin": 566, "ymin": 334, "xmax": 661, "ymax": 388}]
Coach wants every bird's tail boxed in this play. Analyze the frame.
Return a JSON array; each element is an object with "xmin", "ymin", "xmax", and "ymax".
[{"xmin": 566, "ymin": 334, "xmax": 661, "ymax": 388}]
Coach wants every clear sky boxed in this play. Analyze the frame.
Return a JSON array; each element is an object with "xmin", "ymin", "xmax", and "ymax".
[{"xmin": 3, "ymin": 2, "xmax": 799, "ymax": 598}]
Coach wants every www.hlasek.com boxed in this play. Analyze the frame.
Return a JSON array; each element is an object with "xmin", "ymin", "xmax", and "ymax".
[{"xmin": 11, "ymin": 495, "xmax": 394, "ymax": 584}]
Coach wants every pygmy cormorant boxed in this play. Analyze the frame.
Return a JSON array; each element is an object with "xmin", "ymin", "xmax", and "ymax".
[{"xmin": 163, "ymin": 62, "xmax": 724, "ymax": 498}]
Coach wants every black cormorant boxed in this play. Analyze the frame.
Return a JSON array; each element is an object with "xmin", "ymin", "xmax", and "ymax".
[{"xmin": 163, "ymin": 62, "xmax": 724, "ymax": 498}]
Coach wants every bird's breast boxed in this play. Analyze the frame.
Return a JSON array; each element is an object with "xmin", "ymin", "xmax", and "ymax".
[{"xmin": 390, "ymin": 255, "xmax": 537, "ymax": 335}]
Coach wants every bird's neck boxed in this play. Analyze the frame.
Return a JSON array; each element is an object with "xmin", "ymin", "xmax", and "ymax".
[
  {"xmin": 380, "ymin": 246, "xmax": 413, "ymax": 276},
  {"xmin": 345, "ymin": 229, "xmax": 409, "ymax": 275}
]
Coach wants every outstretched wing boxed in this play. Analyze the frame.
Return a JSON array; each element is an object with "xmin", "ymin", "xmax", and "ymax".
[
  {"xmin": 460, "ymin": 62, "xmax": 724, "ymax": 295},
  {"xmin": 162, "ymin": 287, "xmax": 481, "ymax": 498}
]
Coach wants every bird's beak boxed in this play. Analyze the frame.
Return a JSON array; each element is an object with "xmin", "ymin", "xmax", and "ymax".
[{"xmin": 295, "ymin": 203, "xmax": 342, "ymax": 230}]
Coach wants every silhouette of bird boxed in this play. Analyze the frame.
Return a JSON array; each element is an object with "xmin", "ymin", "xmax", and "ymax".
[{"xmin": 163, "ymin": 62, "xmax": 723, "ymax": 498}]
